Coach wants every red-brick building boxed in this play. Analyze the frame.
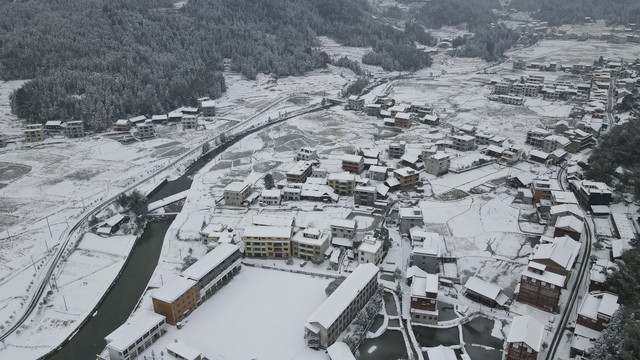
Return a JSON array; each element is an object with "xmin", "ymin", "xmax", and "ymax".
[
  {"xmin": 576, "ymin": 292, "xmax": 619, "ymax": 332},
  {"xmin": 341, "ymin": 154, "xmax": 364, "ymax": 174},
  {"xmin": 409, "ymin": 274, "xmax": 439, "ymax": 324},
  {"xmin": 506, "ymin": 315, "xmax": 544, "ymax": 360},
  {"xmin": 516, "ymin": 261, "xmax": 565, "ymax": 312}
]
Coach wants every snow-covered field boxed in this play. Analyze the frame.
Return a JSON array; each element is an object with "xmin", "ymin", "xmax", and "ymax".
[{"xmin": 137, "ymin": 266, "xmax": 331, "ymax": 360}]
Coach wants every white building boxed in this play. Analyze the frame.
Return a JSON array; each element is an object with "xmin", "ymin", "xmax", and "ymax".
[
  {"xmin": 331, "ymin": 219, "xmax": 357, "ymax": 239},
  {"xmin": 260, "ymin": 189, "xmax": 281, "ymax": 206},
  {"xmin": 357, "ymin": 236, "xmax": 383, "ymax": 264},
  {"xmin": 104, "ymin": 311, "xmax": 167, "ymax": 360}
]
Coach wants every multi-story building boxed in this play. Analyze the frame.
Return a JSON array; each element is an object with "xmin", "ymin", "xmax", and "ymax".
[
  {"xmin": 394, "ymin": 112, "xmax": 412, "ymax": 128},
  {"xmin": 354, "ymin": 186, "xmax": 377, "ymax": 206},
  {"xmin": 200, "ymin": 100, "xmax": 216, "ymax": 117},
  {"xmin": 393, "ymin": 167, "xmax": 419, "ymax": 190},
  {"xmin": 563, "ymin": 129, "xmax": 594, "ymax": 153},
  {"xmin": 532, "ymin": 177, "xmax": 561, "ymax": 203},
  {"xmin": 450, "ymin": 134, "xmax": 476, "ymax": 151},
  {"xmin": 327, "ymin": 172, "xmax": 356, "ymax": 195},
  {"xmin": 494, "ymin": 82, "xmax": 512, "ymax": 95},
  {"xmin": 242, "ymin": 225, "xmax": 293, "ymax": 259},
  {"xmin": 287, "ymin": 161, "xmax": 314, "ymax": 183},
  {"xmin": 410, "ymin": 274, "xmax": 439, "ymax": 324},
  {"xmin": 152, "ymin": 277, "xmax": 199, "ymax": 325},
  {"xmin": 260, "ymin": 189, "xmax": 281, "ymax": 206},
  {"xmin": 542, "ymin": 135, "xmax": 570, "ymax": 153},
  {"xmin": 341, "ymin": 154, "xmax": 364, "ymax": 174},
  {"xmin": 388, "ymin": 141, "xmax": 406, "ymax": 159},
  {"xmin": 291, "ymin": 228, "xmax": 329, "ymax": 260},
  {"xmin": 411, "ymin": 232, "xmax": 441, "ymax": 274},
  {"xmin": 589, "ymin": 259, "xmax": 615, "ymax": 292},
  {"xmin": 553, "ymin": 215, "xmax": 584, "ymax": 241},
  {"xmin": 357, "ymin": 236, "xmax": 383, "ymax": 264},
  {"xmin": 331, "ymin": 219, "xmax": 357, "ymax": 239},
  {"xmin": 104, "ymin": 311, "xmax": 167, "ymax": 360},
  {"xmin": 65, "ymin": 121, "xmax": 85, "ymax": 138},
  {"xmin": 526, "ymin": 129, "xmax": 551, "ymax": 148},
  {"xmin": 505, "ymin": 315, "xmax": 544, "ymax": 360},
  {"xmin": 399, "ymin": 207, "xmax": 424, "ymax": 234},
  {"xmin": 424, "ymin": 152, "xmax": 450, "ymax": 176},
  {"xmin": 517, "ymin": 261, "xmax": 565, "ymax": 312},
  {"xmin": 136, "ymin": 123, "xmax": 155, "ymax": 139},
  {"xmin": 305, "ymin": 263, "xmax": 379, "ymax": 349},
  {"xmin": 570, "ymin": 180, "xmax": 612, "ymax": 208},
  {"xmin": 346, "ymin": 96, "xmax": 364, "ymax": 111},
  {"xmin": 182, "ymin": 115, "xmax": 198, "ymax": 130},
  {"xmin": 513, "ymin": 59, "xmax": 526, "ymax": 70},
  {"xmin": 23, "ymin": 124, "xmax": 44, "ymax": 142},
  {"xmin": 410, "ymin": 102, "xmax": 433, "ymax": 115},
  {"xmin": 223, "ymin": 182, "xmax": 252, "ymax": 206},
  {"xmin": 181, "ymin": 243, "xmax": 242, "ymax": 300},
  {"xmin": 296, "ymin": 147, "xmax": 318, "ymax": 162},
  {"xmin": 529, "ymin": 236, "xmax": 580, "ymax": 280},
  {"xmin": 577, "ymin": 291, "xmax": 620, "ymax": 331},
  {"xmin": 365, "ymin": 104, "xmax": 382, "ymax": 116},
  {"xmin": 368, "ymin": 165, "xmax": 388, "ymax": 181},
  {"xmin": 113, "ymin": 119, "xmax": 131, "ymax": 132}
]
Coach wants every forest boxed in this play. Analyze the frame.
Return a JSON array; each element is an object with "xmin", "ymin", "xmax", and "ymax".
[
  {"xmin": 586, "ymin": 119, "xmax": 640, "ymax": 198},
  {"xmin": 511, "ymin": 0, "xmax": 640, "ymax": 26},
  {"xmin": 1, "ymin": 0, "xmax": 432, "ymax": 130}
]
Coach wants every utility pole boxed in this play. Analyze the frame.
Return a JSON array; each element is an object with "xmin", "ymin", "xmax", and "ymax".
[
  {"xmin": 63, "ymin": 295, "xmax": 68, "ymax": 311},
  {"xmin": 30, "ymin": 255, "xmax": 36, "ymax": 272},
  {"xmin": 45, "ymin": 216, "xmax": 53, "ymax": 237}
]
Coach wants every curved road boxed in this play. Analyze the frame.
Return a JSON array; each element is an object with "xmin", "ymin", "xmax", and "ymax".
[{"xmin": 0, "ymin": 100, "xmax": 331, "ymax": 343}]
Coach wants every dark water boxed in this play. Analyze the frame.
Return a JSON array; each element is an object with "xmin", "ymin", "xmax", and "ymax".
[
  {"xmin": 369, "ymin": 314, "xmax": 385, "ymax": 333},
  {"xmin": 384, "ymin": 292, "xmax": 398, "ymax": 316},
  {"xmin": 438, "ymin": 301, "xmax": 457, "ymax": 321},
  {"xmin": 462, "ymin": 317, "xmax": 503, "ymax": 349},
  {"xmin": 45, "ymin": 221, "xmax": 170, "ymax": 360},
  {"xmin": 358, "ymin": 329, "xmax": 408, "ymax": 360},
  {"xmin": 413, "ymin": 325, "xmax": 460, "ymax": 347},
  {"xmin": 464, "ymin": 345, "xmax": 502, "ymax": 360}
]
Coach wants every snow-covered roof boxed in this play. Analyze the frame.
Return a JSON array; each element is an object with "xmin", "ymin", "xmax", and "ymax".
[
  {"xmin": 590, "ymin": 259, "xmax": 615, "ymax": 284},
  {"xmin": 115, "ymin": 119, "xmax": 130, "ymax": 125},
  {"xmin": 287, "ymin": 161, "xmax": 313, "ymax": 176},
  {"xmin": 327, "ymin": 341, "xmax": 356, "ymax": 360},
  {"xmin": 394, "ymin": 167, "xmax": 418, "ymax": 177},
  {"xmin": 152, "ymin": 114, "xmax": 168, "ymax": 121},
  {"xmin": 406, "ymin": 265, "xmax": 429, "ymax": 279},
  {"xmin": 129, "ymin": 115, "xmax": 147, "ymax": 123},
  {"xmin": 399, "ymin": 207, "xmax": 423, "ymax": 219},
  {"xmin": 306, "ymin": 263, "xmax": 379, "ymax": 329},
  {"xmin": 165, "ymin": 340, "xmax": 202, "ymax": 360},
  {"xmin": 105, "ymin": 311, "xmax": 165, "ymax": 352},
  {"xmin": 530, "ymin": 236, "xmax": 580, "ymax": 271},
  {"xmin": 529, "ymin": 149, "xmax": 549, "ymax": 159},
  {"xmin": 331, "ymin": 218, "xmax": 356, "ymax": 229},
  {"xmin": 201, "ymin": 100, "xmax": 216, "ymax": 108},
  {"xmin": 550, "ymin": 204, "xmax": 584, "ymax": 220},
  {"xmin": 242, "ymin": 225, "xmax": 292, "ymax": 239},
  {"xmin": 506, "ymin": 315, "xmax": 544, "ymax": 352},
  {"xmin": 486, "ymin": 145, "xmax": 504, "ymax": 154},
  {"xmin": 452, "ymin": 134, "xmax": 475, "ymax": 142},
  {"xmin": 332, "ymin": 237, "xmax": 353, "ymax": 248},
  {"xmin": 261, "ymin": 189, "xmax": 281, "ymax": 198},
  {"xmin": 464, "ymin": 276, "xmax": 502, "ymax": 301},
  {"xmin": 153, "ymin": 277, "xmax": 197, "ymax": 303},
  {"xmin": 430, "ymin": 151, "xmax": 450, "ymax": 160},
  {"xmin": 411, "ymin": 274, "xmax": 439, "ymax": 297},
  {"xmin": 252, "ymin": 214, "xmax": 295, "ymax": 227},
  {"xmin": 358, "ymin": 239, "xmax": 382, "ymax": 254},
  {"xmin": 292, "ymin": 229, "xmax": 328, "ymax": 247},
  {"xmin": 224, "ymin": 181, "xmax": 250, "ymax": 193},
  {"xmin": 45, "ymin": 120, "xmax": 63, "ymax": 126},
  {"xmin": 425, "ymin": 345, "xmax": 457, "ymax": 360},
  {"xmin": 578, "ymin": 292, "xmax": 620, "ymax": 320},
  {"xmin": 590, "ymin": 205, "xmax": 610, "ymax": 215},
  {"xmin": 413, "ymin": 232, "xmax": 441, "ymax": 256},
  {"xmin": 385, "ymin": 177, "xmax": 400, "ymax": 187},
  {"xmin": 342, "ymin": 154, "xmax": 363, "ymax": 163},
  {"xmin": 181, "ymin": 243, "xmax": 240, "ymax": 281},
  {"xmin": 104, "ymin": 213, "xmax": 126, "ymax": 227},
  {"xmin": 555, "ymin": 215, "xmax": 584, "ymax": 234},
  {"xmin": 376, "ymin": 184, "xmax": 389, "ymax": 197},
  {"xmin": 395, "ymin": 112, "xmax": 412, "ymax": 120},
  {"xmin": 522, "ymin": 266, "xmax": 566, "ymax": 287},
  {"xmin": 328, "ymin": 172, "xmax": 356, "ymax": 182},
  {"xmin": 552, "ymin": 191, "xmax": 579, "ymax": 205},
  {"xmin": 369, "ymin": 165, "xmax": 388, "ymax": 173}
]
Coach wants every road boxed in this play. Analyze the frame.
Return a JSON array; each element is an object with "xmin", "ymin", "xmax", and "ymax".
[{"xmin": 0, "ymin": 99, "xmax": 332, "ymax": 343}]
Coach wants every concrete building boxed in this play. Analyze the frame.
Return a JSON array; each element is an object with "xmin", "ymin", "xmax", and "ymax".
[
  {"xmin": 65, "ymin": 121, "xmax": 85, "ymax": 138},
  {"xmin": 24, "ymin": 124, "xmax": 44, "ymax": 143},
  {"xmin": 410, "ymin": 274, "xmax": 439, "ymax": 324},
  {"xmin": 571, "ymin": 180, "xmax": 612, "ymax": 209},
  {"xmin": 576, "ymin": 292, "xmax": 619, "ymax": 332},
  {"xmin": 494, "ymin": 82, "xmax": 512, "ymax": 95},
  {"xmin": 393, "ymin": 167, "xmax": 419, "ymax": 190},
  {"xmin": 529, "ymin": 236, "xmax": 580, "ymax": 280},
  {"xmin": 354, "ymin": 186, "xmax": 377, "ymax": 206},
  {"xmin": 260, "ymin": 189, "xmax": 281, "ymax": 206},
  {"xmin": 200, "ymin": 100, "xmax": 216, "ymax": 117},
  {"xmin": 291, "ymin": 228, "xmax": 330, "ymax": 260},
  {"xmin": 505, "ymin": 315, "xmax": 544, "ymax": 360},
  {"xmin": 104, "ymin": 311, "xmax": 167, "ymax": 360},
  {"xmin": 242, "ymin": 226, "xmax": 293, "ymax": 259},
  {"xmin": 450, "ymin": 134, "xmax": 476, "ymax": 151},
  {"xmin": 181, "ymin": 243, "xmax": 242, "ymax": 300},
  {"xmin": 394, "ymin": 112, "xmax": 412, "ymax": 128},
  {"xmin": 341, "ymin": 154, "xmax": 364, "ymax": 174},
  {"xmin": 305, "ymin": 263, "xmax": 379, "ymax": 349},
  {"xmin": 388, "ymin": 142, "xmax": 406, "ymax": 159},
  {"xmin": 399, "ymin": 207, "xmax": 424, "ymax": 234},
  {"xmin": 223, "ymin": 182, "xmax": 252, "ymax": 206},
  {"xmin": 365, "ymin": 104, "xmax": 382, "ymax": 117},
  {"xmin": 113, "ymin": 119, "xmax": 131, "ymax": 132},
  {"xmin": 553, "ymin": 215, "xmax": 584, "ymax": 241},
  {"xmin": 368, "ymin": 165, "xmax": 388, "ymax": 181},
  {"xmin": 287, "ymin": 161, "xmax": 314, "ymax": 183},
  {"xmin": 411, "ymin": 232, "xmax": 441, "ymax": 274},
  {"xmin": 181, "ymin": 115, "xmax": 198, "ymax": 130},
  {"xmin": 424, "ymin": 152, "xmax": 450, "ymax": 176},
  {"xmin": 346, "ymin": 96, "xmax": 364, "ymax": 111},
  {"xmin": 526, "ymin": 128, "xmax": 551, "ymax": 148},
  {"xmin": 152, "ymin": 277, "xmax": 199, "ymax": 325},
  {"xmin": 357, "ymin": 236, "xmax": 383, "ymax": 264},
  {"xmin": 136, "ymin": 123, "xmax": 155, "ymax": 139},
  {"xmin": 327, "ymin": 172, "xmax": 356, "ymax": 196},
  {"xmin": 331, "ymin": 219, "xmax": 357, "ymax": 239},
  {"xmin": 296, "ymin": 147, "xmax": 318, "ymax": 162}
]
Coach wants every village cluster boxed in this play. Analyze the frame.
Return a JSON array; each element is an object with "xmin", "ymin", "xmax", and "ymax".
[{"xmin": 87, "ymin": 53, "xmax": 640, "ymax": 360}]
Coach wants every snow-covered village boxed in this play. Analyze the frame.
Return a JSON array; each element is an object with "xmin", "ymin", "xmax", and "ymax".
[{"xmin": 1, "ymin": 1, "xmax": 640, "ymax": 360}]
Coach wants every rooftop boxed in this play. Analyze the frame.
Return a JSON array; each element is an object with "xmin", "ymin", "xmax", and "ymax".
[
  {"xmin": 105, "ymin": 311, "xmax": 165, "ymax": 352},
  {"xmin": 530, "ymin": 236, "xmax": 580, "ymax": 271},
  {"xmin": 181, "ymin": 243, "xmax": 240, "ymax": 281},
  {"xmin": 506, "ymin": 315, "xmax": 544, "ymax": 352},
  {"xmin": 152, "ymin": 277, "xmax": 197, "ymax": 304},
  {"xmin": 252, "ymin": 214, "xmax": 295, "ymax": 227},
  {"xmin": 224, "ymin": 181, "xmax": 250, "ymax": 193},
  {"xmin": 411, "ymin": 274, "xmax": 439, "ymax": 297},
  {"xmin": 464, "ymin": 276, "xmax": 503, "ymax": 302},
  {"xmin": 342, "ymin": 154, "xmax": 363, "ymax": 163},
  {"xmin": 242, "ymin": 226, "xmax": 292, "ymax": 240},
  {"xmin": 331, "ymin": 218, "xmax": 356, "ymax": 229},
  {"xmin": 578, "ymin": 292, "xmax": 620, "ymax": 320}
]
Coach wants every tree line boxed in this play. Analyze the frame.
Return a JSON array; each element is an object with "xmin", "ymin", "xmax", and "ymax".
[
  {"xmin": 511, "ymin": 0, "xmax": 640, "ymax": 26},
  {"xmin": 1, "ymin": 0, "xmax": 433, "ymax": 130}
]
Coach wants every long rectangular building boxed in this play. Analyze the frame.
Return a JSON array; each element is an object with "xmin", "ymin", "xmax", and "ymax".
[
  {"xmin": 243, "ymin": 225, "xmax": 293, "ymax": 259},
  {"xmin": 305, "ymin": 263, "xmax": 379, "ymax": 349},
  {"xmin": 104, "ymin": 311, "xmax": 167, "ymax": 360},
  {"xmin": 181, "ymin": 243, "xmax": 242, "ymax": 301}
]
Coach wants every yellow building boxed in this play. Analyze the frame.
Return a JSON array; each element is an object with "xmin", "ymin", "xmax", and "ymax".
[
  {"xmin": 243, "ymin": 225, "xmax": 293, "ymax": 259},
  {"xmin": 24, "ymin": 124, "xmax": 44, "ymax": 143}
]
